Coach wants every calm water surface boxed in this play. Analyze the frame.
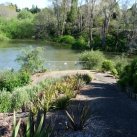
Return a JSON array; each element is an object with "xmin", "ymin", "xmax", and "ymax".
[{"xmin": 0, "ymin": 41, "xmax": 81, "ymax": 71}]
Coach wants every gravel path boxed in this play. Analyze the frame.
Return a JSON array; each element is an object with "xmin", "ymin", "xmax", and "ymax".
[
  {"xmin": 1, "ymin": 71, "xmax": 137, "ymax": 137},
  {"xmin": 75, "ymin": 72, "xmax": 137, "ymax": 137}
]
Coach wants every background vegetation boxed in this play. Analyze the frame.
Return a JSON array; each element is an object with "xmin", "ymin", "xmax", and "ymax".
[{"xmin": 0, "ymin": 1, "xmax": 137, "ymax": 52}]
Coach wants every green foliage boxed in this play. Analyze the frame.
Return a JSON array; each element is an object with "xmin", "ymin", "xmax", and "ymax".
[
  {"xmin": 11, "ymin": 89, "xmax": 30, "ymax": 110},
  {"xmin": 79, "ymin": 50, "xmax": 105, "ymax": 70},
  {"xmin": 0, "ymin": 91, "xmax": 12, "ymax": 112},
  {"xmin": 63, "ymin": 74, "xmax": 85, "ymax": 91},
  {"xmin": 111, "ymin": 68, "xmax": 118, "ymax": 76},
  {"xmin": 113, "ymin": 55, "xmax": 129, "ymax": 76},
  {"xmin": 72, "ymin": 36, "xmax": 88, "ymax": 50},
  {"xmin": 6, "ymin": 19, "xmax": 34, "ymax": 39},
  {"xmin": 0, "ymin": 32, "xmax": 9, "ymax": 41},
  {"xmin": 93, "ymin": 35, "xmax": 101, "ymax": 49},
  {"xmin": 0, "ymin": 71, "xmax": 19, "ymax": 91},
  {"xmin": 78, "ymin": 74, "xmax": 92, "ymax": 84},
  {"xmin": 19, "ymin": 71, "xmax": 30, "ymax": 85},
  {"xmin": 59, "ymin": 35, "xmax": 75, "ymax": 45},
  {"xmin": 16, "ymin": 47, "xmax": 45, "ymax": 74},
  {"xmin": 67, "ymin": 0, "xmax": 78, "ymax": 23},
  {"xmin": 0, "ymin": 18, "xmax": 34, "ymax": 39},
  {"xmin": 0, "ymin": 74, "xmax": 90, "ymax": 112},
  {"xmin": 12, "ymin": 111, "xmax": 53, "ymax": 137},
  {"xmin": 0, "ymin": 71, "xmax": 30, "ymax": 92},
  {"xmin": 65, "ymin": 104, "xmax": 91, "ymax": 131},
  {"xmin": 118, "ymin": 58, "xmax": 137, "ymax": 93},
  {"xmin": 17, "ymin": 10, "xmax": 33, "ymax": 19},
  {"xmin": 102, "ymin": 60, "xmax": 115, "ymax": 72},
  {"xmin": 53, "ymin": 96, "xmax": 69, "ymax": 110}
]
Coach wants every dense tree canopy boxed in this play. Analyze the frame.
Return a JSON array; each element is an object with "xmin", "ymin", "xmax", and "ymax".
[{"xmin": 0, "ymin": 0, "xmax": 137, "ymax": 53}]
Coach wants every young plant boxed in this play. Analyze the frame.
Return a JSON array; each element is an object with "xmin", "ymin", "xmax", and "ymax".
[
  {"xmin": 12, "ymin": 111, "xmax": 21, "ymax": 137},
  {"xmin": 12, "ymin": 111, "xmax": 53, "ymax": 137},
  {"xmin": 65, "ymin": 104, "xmax": 91, "ymax": 131},
  {"xmin": 53, "ymin": 96, "xmax": 70, "ymax": 110}
]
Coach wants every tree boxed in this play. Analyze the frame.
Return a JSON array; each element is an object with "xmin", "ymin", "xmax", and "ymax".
[
  {"xmin": 85, "ymin": 0, "xmax": 97, "ymax": 49},
  {"xmin": 52, "ymin": 0, "xmax": 70, "ymax": 36},
  {"xmin": 30, "ymin": 5, "xmax": 41, "ymax": 14},
  {"xmin": 34, "ymin": 8, "xmax": 56, "ymax": 38},
  {"xmin": 67, "ymin": 0, "xmax": 78, "ymax": 23}
]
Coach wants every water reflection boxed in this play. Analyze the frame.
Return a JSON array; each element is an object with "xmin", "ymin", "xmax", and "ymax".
[{"xmin": 0, "ymin": 41, "xmax": 81, "ymax": 71}]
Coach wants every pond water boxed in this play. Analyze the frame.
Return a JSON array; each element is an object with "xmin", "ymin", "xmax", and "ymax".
[{"xmin": 0, "ymin": 41, "xmax": 81, "ymax": 71}]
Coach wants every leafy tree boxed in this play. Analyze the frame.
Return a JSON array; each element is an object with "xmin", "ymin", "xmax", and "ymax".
[
  {"xmin": 67, "ymin": 0, "xmax": 78, "ymax": 23},
  {"xmin": 30, "ymin": 5, "xmax": 41, "ymax": 14}
]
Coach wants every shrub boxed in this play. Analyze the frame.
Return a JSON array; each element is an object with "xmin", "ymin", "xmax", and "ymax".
[
  {"xmin": 11, "ymin": 89, "xmax": 30, "ymax": 110},
  {"xmin": 63, "ymin": 74, "xmax": 85, "ymax": 91},
  {"xmin": 72, "ymin": 36, "xmax": 88, "ymax": 50},
  {"xmin": 0, "ymin": 71, "xmax": 20, "ymax": 91},
  {"xmin": 0, "ymin": 71, "xmax": 30, "ymax": 92},
  {"xmin": 18, "ymin": 71, "xmax": 30, "ymax": 85},
  {"xmin": 0, "ymin": 32, "xmax": 9, "ymax": 41},
  {"xmin": 53, "ymin": 96, "xmax": 69, "ymax": 110},
  {"xmin": 17, "ymin": 10, "xmax": 33, "ymax": 20},
  {"xmin": 59, "ymin": 35, "xmax": 75, "ymax": 44},
  {"xmin": 0, "ymin": 91, "xmax": 12, "ymax": 112},
  {"xmin": 16, "ymin": 47, "xmax": 45, "ymax": 74},
  {"xmin": 102, "ymin": 60, "xmax": 115, "ymax": 72},
  {"xmin": 79, "ymin": 50, "xmax": 105, "ymax": 70},
  {"xmin": 6, "ymin": 19, "xmax": 34, "ymax": 39},
  {"xmin": 113, "ymin": 55, "xmax": 129, "ymax": 76},
  {"xmin": 78, "ymin": 74, "xmax": 92, "ymax": 84},
  {"xmin": 111, "ymin": 68, "xmax": 118, "ymax": 76},
  {"xmin": 118, "ymin": 58, "xmax": 137, "ymax": 93}
]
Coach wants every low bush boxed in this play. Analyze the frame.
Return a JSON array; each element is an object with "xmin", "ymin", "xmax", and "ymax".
[
  {"xmin": 72, "ymin": 36, "xmax": 88, "ymax": 50},
  {"xmin": 53, "ymin": 96, "xmax": 69, "ymax": 110},
  {"xmin": 79, "ymin": 50, "xmax": 105, "ymax": 70},
  {"xmin": 0, "ymin": 91, "xmax": 12, "ymax": 112},
  {"xmin": 59, "ymin": 35, "xmax": 75, "ymax": 45},
  {"xmin": 118, "ymin": 58, "xmax": 137, "ymax": 93},
  {"xmin": 74, "ymin": 74, "xmax": 92, "ymax": 84},
  {"xmin": 102, "ymin": 60, "xmax": 115, "ymax": 72},
  {"xmin": 0, "ymin": 71, "xmax": 30, "ymax": 92},
  {"xmin": 113, "ymin": 55, "xmax": 129, "ymax": 76},
  {"xmin": 11, "ymin": 89, "xmax": 30, "ymax": 111}
]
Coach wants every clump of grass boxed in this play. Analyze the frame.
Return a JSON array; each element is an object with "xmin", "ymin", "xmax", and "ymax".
[{"xmin": 53, "ymin": 96, "xmax": 70, "ymax": 110}]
